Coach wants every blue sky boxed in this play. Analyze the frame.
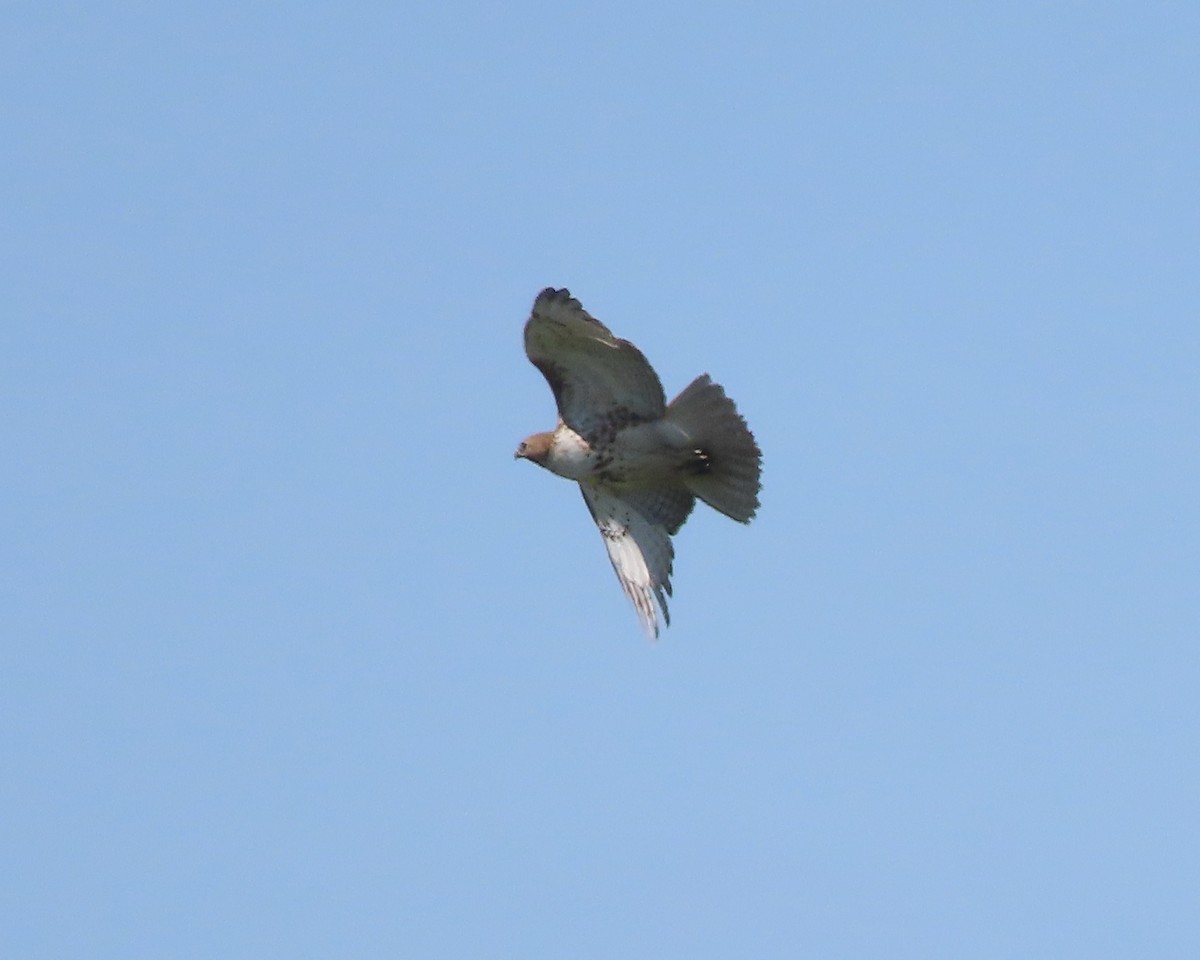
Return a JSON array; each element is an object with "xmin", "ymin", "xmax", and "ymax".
[{"xmin": 3, "ymin": 2, "xmax": 1198, "ymax": 957}]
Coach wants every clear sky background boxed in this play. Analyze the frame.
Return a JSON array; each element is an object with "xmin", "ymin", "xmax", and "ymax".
[{"xmin": 3, "ymin": 3, "xmax": 1197, "ymax": 957}]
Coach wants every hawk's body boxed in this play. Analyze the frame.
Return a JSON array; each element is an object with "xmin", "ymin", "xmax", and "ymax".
[{"xmin": 516, "ymin": 287, "xmax": 762, "ymax": 640}]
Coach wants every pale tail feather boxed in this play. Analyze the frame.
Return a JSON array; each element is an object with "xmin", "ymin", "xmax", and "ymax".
[{"xmin": 665, "ymin": 375, "xmax": 762, "ymax": 523}]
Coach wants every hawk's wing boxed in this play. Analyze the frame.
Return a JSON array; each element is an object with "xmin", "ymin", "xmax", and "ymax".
[
  {"xmin": 524, "ymin": 288, "xmax": 666, "ymax": 440},
  {"xmin": 580, "ymin": 484, "xmax": 696, "ymax": 640}
]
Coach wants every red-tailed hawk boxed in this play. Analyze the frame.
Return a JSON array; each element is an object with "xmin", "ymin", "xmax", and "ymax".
[{"xmin": 515, "ymin": 287, "xmax": 762, "ymax": 640}]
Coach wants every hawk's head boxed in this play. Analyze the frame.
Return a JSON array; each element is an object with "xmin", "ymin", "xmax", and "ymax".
[{"xmin": 514, "ymin": 431, "xmax": 554, "ymax": 466}]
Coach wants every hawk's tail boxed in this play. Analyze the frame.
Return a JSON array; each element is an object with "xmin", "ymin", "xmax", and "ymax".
[{"xmin": 665, "ymin": 374, "xmax": 762, "ymax": 523}]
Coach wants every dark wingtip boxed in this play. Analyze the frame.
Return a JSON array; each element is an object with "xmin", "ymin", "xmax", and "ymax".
[{"xmin": 534, "ymin": 287, "xmax": 578, "ymax": 309}]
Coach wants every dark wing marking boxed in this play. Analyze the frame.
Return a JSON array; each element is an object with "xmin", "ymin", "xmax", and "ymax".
[{"xmin": 615, "ymin": 486, "xmax": 695, "ymax": 537}]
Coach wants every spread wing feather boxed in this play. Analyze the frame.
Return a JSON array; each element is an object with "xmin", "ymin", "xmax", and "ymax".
[
  {"xmin": 524, "ymin": 288, "xmax": 666, "ymax": 440},
  {"xmin": 615, "ymin": 486, "xmax": 696, "ymax": 536},
  {"xmin": 580, "ymin": 484, "xmax": 679, "ymax": 641}
]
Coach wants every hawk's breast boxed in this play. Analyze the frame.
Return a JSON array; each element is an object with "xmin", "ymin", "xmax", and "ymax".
[{"xmin": 545, "ymin": 425, "xmax": 599, "ymax": 481}]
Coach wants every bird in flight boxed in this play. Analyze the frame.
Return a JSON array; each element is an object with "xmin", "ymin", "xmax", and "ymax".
[{"xmin": 515, "ymin": 287, "xmax": 762, "ymax": 639}]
